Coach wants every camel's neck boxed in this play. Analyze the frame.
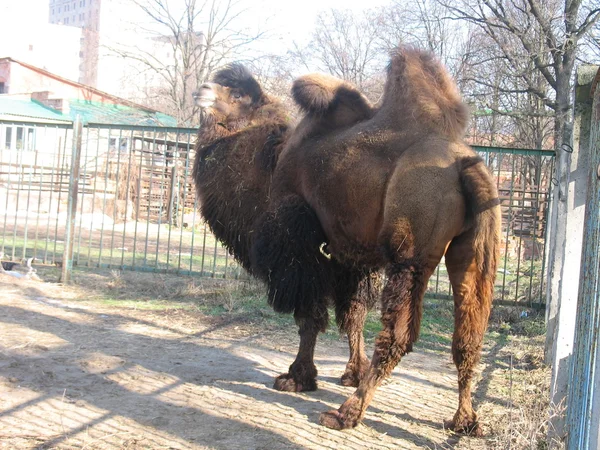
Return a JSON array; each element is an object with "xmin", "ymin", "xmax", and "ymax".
[{"xmin": 197, "ymin": 112, "xmax": 227, "ymax": 144}]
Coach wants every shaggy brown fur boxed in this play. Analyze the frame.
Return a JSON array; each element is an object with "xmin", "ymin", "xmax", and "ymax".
[
  {"xmin": 192, "ymin": 65, "xmax": 380, "ymax": 392},
  {"xmin": 379, "ymin": 47, "xmax": 470, "ymax": 140},
  {"xmin": 287, "ymin": 73, "xmax": 375, "ymax": 150},
  {"xmin": 192, "ymin": 64, "xmax": 290, "ymax": 270},
  {"xmin": 255, "ymin": 46, "xmax": 501, "ymax": 435}
]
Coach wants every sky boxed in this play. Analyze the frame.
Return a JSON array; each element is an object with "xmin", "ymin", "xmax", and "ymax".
[
  {"xmin": 1, "ymin": 0, "xmax": 391, "ymax": 55},
  {"xmin": 255, "ymin": 0, "xmax": 390, "ymax": 50},
  {"xmin": 1, "ymin": 0, "xmax": 49, "ymax": 25}
]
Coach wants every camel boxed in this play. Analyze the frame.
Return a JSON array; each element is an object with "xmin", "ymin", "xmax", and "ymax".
[
  {"xmin": 249, "ymin": 46, "xmax": 501, "ymax": 435},
  {"xmin": 193, "ymin": 49, "xmax": 500, "ymax": 434},
  {"xmin": 192, "ymin": 64, "xmax": 381, "ymax": 390}
]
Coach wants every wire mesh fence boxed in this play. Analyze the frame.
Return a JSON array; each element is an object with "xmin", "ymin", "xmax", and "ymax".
[{"xmin": 0, "ymin": 119, "xmax": 554, "ymax": 306}]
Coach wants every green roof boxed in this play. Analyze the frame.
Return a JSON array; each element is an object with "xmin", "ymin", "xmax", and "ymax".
[
  {"xmin": 67, "ymin": 99, "xmax": 178, "ymax": 126},
  {"xmin": 0, "ymin": 97, "xmax": 178, "ymax": 127},
  {"xmin": 0, "ymin": 97, "xmax": 68, "ymax": 122}
]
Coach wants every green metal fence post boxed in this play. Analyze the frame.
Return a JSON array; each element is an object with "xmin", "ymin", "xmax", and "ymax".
[{"xmin": 60, "ymin": 116, "xmax": 82, "ymax": 283}]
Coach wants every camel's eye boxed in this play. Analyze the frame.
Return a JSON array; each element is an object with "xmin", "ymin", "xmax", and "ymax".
[{"xmin": 232, "ymin": 91, "xmax": 242, "ymax": 99}]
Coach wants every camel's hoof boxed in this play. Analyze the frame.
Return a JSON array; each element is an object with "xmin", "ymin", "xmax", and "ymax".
[
  {"xmin": 340, "ymin": 371, "xmax": 360, "ymax": 387},
  {"xmin": 341, "ymin": 358, "xmax": 370, "ymax": 387},
  {"xmin": 273, "ymin": 373, "xmax": 316, "ymax": 392},
  {"xmin": 319, "ymin": 409, "xmax": 360, "ymax": 430},
  {"xmin": 444, "ymin": 417, "xmax": 483, "ymax": 437},
  {"xmin": 320, "ymin": 410, "xmax": 347, "ymax": 430}
]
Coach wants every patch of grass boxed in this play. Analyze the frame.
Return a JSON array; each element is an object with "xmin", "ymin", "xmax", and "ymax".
[
  {"xmin": 362, "ymin": 313, "xmax": 383, "ymax": 341},
  {"xmin": 419, "ymin": 299, "xmax": 455, "ymax": 350},
  {"xmin": 50, "ymin": 267, "xmax": 471, "ymax": 351},
  {"xmin": 38, "ymin": 266, "xmax": 542, "ymax": 355},
  {"xmin": 50, "ymin": 268, "xmax": 460, "ymax": 352},
  {"xmin": 1, "ymin": 235, "xmax": 65, "ymax": 263},
  {"xmin": 5, "ymin": 228, "xmax": 547, "ymax": 305},
  {"xmin": 1, "ymin": 228, "xmax": 244, "ymax": 279},
  {"xmin": 98, "ymin": 297, "xmax": 198, "ymax": 311},
  {"xmin": 473, "ymin": 308, "xmax": 556, "ymax": 450}
]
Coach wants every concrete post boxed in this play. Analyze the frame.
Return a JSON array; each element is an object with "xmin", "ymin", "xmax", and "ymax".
[
  {"xmin": 546, "ymin": 66, "xmax": 598, "ymax": 443},
  {"xmin": 567, "ymin": 66, "xmax": 600, "ymax": 449},
  {"xmin": 60, "ymin": 115, "xmax": 82, "ymax": 283}
]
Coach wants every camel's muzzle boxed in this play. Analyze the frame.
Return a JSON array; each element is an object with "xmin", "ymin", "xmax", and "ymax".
[{"xmin": 194, "ymin": 84, "xmax": 217, "ymax": 109}]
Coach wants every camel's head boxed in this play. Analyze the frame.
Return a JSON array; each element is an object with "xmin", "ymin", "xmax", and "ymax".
[{"xmin": 194, "ymin": 64, "xmax": 268, "ymax": 139}]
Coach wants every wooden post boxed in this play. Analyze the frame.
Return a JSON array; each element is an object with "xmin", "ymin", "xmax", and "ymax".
[{"xmin": 60, "ymin": 116, "xmax": 82, "ymax": 283}]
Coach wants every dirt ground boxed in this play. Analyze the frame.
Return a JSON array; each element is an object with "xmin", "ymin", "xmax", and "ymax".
[{"xmin": 0, "ymin": 273, "xmax": 512, "ymax": 450}]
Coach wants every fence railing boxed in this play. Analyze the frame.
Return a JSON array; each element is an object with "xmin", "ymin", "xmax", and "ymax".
[{"xmin": 0, "ymin": 119, "xmax": 555, "ymax": 306}]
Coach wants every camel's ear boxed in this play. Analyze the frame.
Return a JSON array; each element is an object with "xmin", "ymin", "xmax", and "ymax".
[{"xmin": 213, "ymin": 63, "xmax": 264, "ymax": 104}]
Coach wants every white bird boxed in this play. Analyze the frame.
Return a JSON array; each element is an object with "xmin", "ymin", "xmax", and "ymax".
[{"xmin": 0, "ymin": 253, "xmax": 40, "ymax": 280}]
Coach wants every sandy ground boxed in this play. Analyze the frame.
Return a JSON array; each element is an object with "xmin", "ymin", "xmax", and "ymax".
[{"xmin": 0, "ymin": 275, "xmax": 490, "ymax": 450}]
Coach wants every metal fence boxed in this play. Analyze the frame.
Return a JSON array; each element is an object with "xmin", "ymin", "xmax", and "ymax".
[{"xmin": 0, "ymin": 119, "xmax": 555, "ymax": 306}]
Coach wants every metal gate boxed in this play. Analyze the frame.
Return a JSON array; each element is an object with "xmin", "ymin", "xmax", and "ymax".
[{"xmin": 0, "ymin": 119, "xmax": 554, "ymax": 306}]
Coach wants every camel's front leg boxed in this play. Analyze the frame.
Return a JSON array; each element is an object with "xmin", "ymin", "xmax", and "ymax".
[
  {"xmin": 250, "ymin": 195, "xmax": 333, "ymax": 392},
  {"xmin": 274, "ymin": 309, "xmax": 328, "ymax": 392}
]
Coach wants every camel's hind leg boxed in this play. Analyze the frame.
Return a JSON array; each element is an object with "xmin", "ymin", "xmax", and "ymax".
[
  {"xmin": 333, "ymin": 268, "xmax": 380, "ymax": 387},
  {"xmin": 444, "ymin": 230, "xmax": 493, "ymax": 436},
  {"xmin": 320, "ymin": 263, "xmax": 431, "ymax": 429}
]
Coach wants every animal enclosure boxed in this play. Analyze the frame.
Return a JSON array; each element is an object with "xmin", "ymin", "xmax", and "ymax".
[{"xmin": 0, "ymin": 119, "xmax": 554, "ymax": 306}]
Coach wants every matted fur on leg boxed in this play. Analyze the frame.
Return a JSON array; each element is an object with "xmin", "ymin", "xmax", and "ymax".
[
  {"xmin": 251, "ymin": 197, "xmax": 333, "ymax": 391},
  {"xmin": 332, "ymin": 265, "xmax": 381, "ymax": 387}
]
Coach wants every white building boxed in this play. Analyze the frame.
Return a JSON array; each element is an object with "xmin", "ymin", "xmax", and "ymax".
[
  {"xmin": 48, "ymin": 0, "xmax": 143, "ymax": 92},
  {"xmin": 0, "ymin": 1, "xmax": 81, "ymax": 85}
]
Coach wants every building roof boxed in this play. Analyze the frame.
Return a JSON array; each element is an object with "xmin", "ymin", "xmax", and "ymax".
[
  {"xmin": 0, "ymin": 96, "xmax": 178, "ymax": 126},
  {"xmin": 0, "ymin": 96, "xmax": 70, "ymax": 123},
  {"xmin": 1, "ymin": 57, "xmax": 158, "ymax": 113},
  {"xmin": 68, "ymin": 99, "xmax": 178, "ymax": 126},
  {"xmin": 0, "ymin": 57, "xmax": 180, "ymax": 126}
]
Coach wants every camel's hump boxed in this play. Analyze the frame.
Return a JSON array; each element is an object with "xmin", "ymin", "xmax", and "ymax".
[{"xmin": 292, "ymin": 73, "xmax": 357, "ymax": 115}]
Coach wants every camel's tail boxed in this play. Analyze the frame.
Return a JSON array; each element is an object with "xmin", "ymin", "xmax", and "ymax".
[{"xmin": 459, "ymin": 156, "xmax": 501, "ymax": 304}]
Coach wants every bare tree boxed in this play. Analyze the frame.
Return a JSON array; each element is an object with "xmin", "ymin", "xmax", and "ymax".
[
  {"xmin": 108, "ymin": 0, "xmax": 265, "ymax": 125},
  {"xmin": 289, "ymin": 8, "xmax": 385, "ymax": 100},
  {"xmin": 380, "ymin": 0, "xmax": 469, "ymax": 77},
  {"xmin": 440, "ymin": 0, "xmax": 600, "ymax": 149},
  {"xmin": 459, "ymin": 25, "xmax": 555, "ymax": 145},
  {"xmin": 581, "ymin": 16, "xmax": 600, "ymax": 61},
  {"xmin": 250, "ymin": 54, "xmax": 298, "ymax": 113}
]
